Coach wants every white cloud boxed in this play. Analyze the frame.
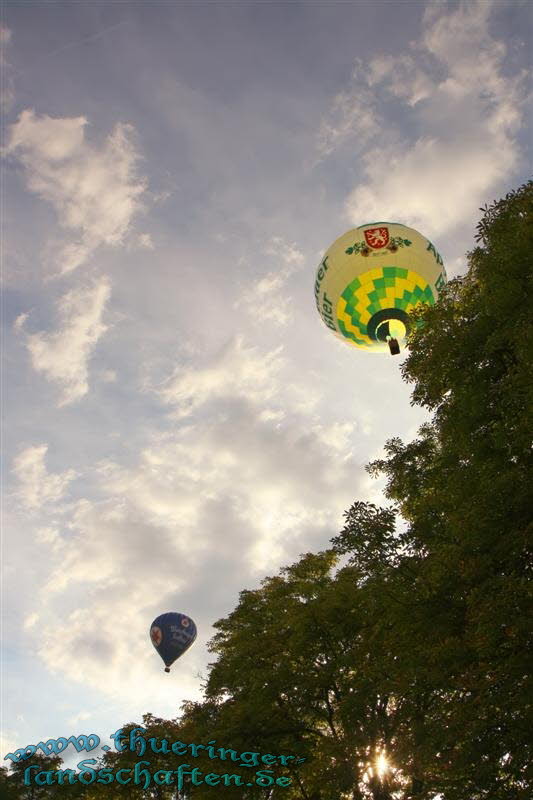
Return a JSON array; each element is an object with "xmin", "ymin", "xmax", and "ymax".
[
  {"xmin": 312, "ymin": 421, "xmax": 356, "ymax": 455},
  {"xmin": 24, "ymin": 613, "xmax": 39, "ymax": 630},
  {"xmin": 239, "ymin": 236, "xmax": 305, "ymax": 327},
  {"xmin": 3, "ymin": 111, "xmax": 148, "ymax": 274},
  {"xmin": 240, "ymin": 273, "xmax": 292, "ymax": 325},
  {"xmin": 367, "ymin": 53, "xmax": 434, "ymax": 107},
  {"xmin": 316, "ymin": 83, "xmax": 381, "ymax": 160},
  {"xmin": 67, "ymin": 710, "xmax": 92, "ymax": 726},
  {"xmin": 264, "ymin": 236, "xmax": 305, "ymax": 268},
  {"xmin": 13, "ymin": 312, "xmax": 28, "ymax": 332},
  {"xmin": 1, "ymin": 730, "xmax": 21, "ymax": 763},
  {"xmin": 34, "ymin": 494, "xmax": 202, "ymax": 695},
  {"xmin": 137, "ymin": 232, "xmax": 154, "ymax": 249},
  {"xmin": 57, "ymin": 242, "xmax": 92, "ymax": 275},
  {"xmin": 12, "ymin": 445, "xmax": 77, "ymax": 510},
  {"xmin": 6, "ymin": 111, "xmax": 87, "ymax": 161},
  {"xmin": 318, "ymin": 0, "xmax": 529, "ymax": 237},
  {"xmin": 35, "ymin": 398, "xmax": 364, "ymax": 694},
  {"xmin": 35, "ymin": 526, "xmax": 64, "ymax": 552},
  {"xmin": 28, "ymin": 325, "xmax": 367, "ymax": 697},
  {"xmin": 19, "ymin": 277, "xmax": 111, "ymax": 405},
  {"xmin": 159, "ymin": 335, "xmax": 286, "ymax": 417},
  {"xmin": 346, "ymin": 134, "xmax": 517, "ymax": 237}
]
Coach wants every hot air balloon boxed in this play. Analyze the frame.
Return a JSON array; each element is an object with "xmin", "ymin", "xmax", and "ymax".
[
  {"xmin": 150, "ymin": 612, "xmax": 197, "ymax": 673},
  {"xmin": 314, "ymin": 222, "xmax": 446, "ymax": 355}
]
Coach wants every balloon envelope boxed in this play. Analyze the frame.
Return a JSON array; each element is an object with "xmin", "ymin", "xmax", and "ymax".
[
  {"xmin": 314, "ymin": 222, "xmax": 447, "ymax": 353},
  {"xmin": 150, "ymin": 612, "xmax": 197, "ymax": 672}
]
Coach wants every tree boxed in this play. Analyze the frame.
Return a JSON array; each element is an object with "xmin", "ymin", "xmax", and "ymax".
[
  {"xmin": 6, "ymin": 754, "xmax": 63, "ymax": 799},
  {"xmin": 366, "ymin": 179, "xmax": 533, "ymax": 797}
]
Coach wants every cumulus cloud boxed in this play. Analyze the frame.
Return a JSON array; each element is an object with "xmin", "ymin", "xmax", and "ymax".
[
  {"xmin": 137, "ymin": 232, "xmax": 154, "ymax": 249},
  {"xmin": 316, "ymin": 83, "xmax": 381, "ymax": 160},
  {"xmin": 159, "ymin": 335, "xmax": 286, "ymax": 416},
  {"xmin": 34, "ymin": 489, "xmax": 223, "ymax": 696},
  {"xmin": 264, "ymin": 236, "xmax": 305, "ymax": 269},
  {"xmin": 318, "ymin": 0, "xmax": 529, "ymax": 237},
  {"xmin": 3, "ymin": 111, "xmax": 147, "ymax": 273},
  {"xmin": 27, "ymin": 322, "xmax": 368, "ymax": 695},
  {"xmin": 67, "ymin": 710, "xmax": 92, "ymax": 726},
  {"xmin": 312, "ymin": 421, "xmax": 356, "ymax": 456},
  {"xmin": 13, "ymin": 312, "xmax": 28, "ymax": 332},
  {"xmin": 34, "ymin": 391, "xmax": 364, "ymax": 693},
  {"xmin": 24, "ymin": 612, "xmax": 39, "ymax": 630},
  {"xmin": 18, "ymin": 277, "xmax": 111, "ymax": 405},
  {"xmin": 99, "ymin": 368, "xmax": 118, "ymax": 383},
  {"xmin": 0, "ymin": 731, "xmax": 21, "ymax": 765},
  {"xmin": 239, "ymin": 236, "xmax": 305, "ymax": 326},
  {"xmin": 12, "ymin": 444, "xmax": 77, "ymax": 510}
]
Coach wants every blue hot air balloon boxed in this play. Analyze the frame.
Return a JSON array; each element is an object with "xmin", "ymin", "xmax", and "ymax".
[{"xmin": 150, "ymin": 612, "xmax": 197, "ymax": 673}]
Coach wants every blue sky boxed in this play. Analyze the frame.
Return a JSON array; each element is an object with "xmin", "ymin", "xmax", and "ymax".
[{"xmin": 2, "ymin": 0, "xmax": 531, "ymax": 766}]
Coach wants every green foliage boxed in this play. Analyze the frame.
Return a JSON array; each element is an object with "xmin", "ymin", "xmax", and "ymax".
[{"xmin": 369, "ymin": 181, "xmax": 533, "ymax": 797}]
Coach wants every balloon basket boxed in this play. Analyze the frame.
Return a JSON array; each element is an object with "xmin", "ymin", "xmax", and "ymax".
[{"xmin": 388, "ymin": 338, "xmax": 400, "ymax": 355}]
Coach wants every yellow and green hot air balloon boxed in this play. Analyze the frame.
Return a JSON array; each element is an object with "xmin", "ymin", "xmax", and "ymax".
[{"xmin": 314, "ymin": 222, "xmax": 447, "ymax": 355}]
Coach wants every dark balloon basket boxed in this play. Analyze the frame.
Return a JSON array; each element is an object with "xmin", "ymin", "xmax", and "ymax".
[{"xmin": 388, "ymin": 338, "xmax": 400, "ymax": 355}]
